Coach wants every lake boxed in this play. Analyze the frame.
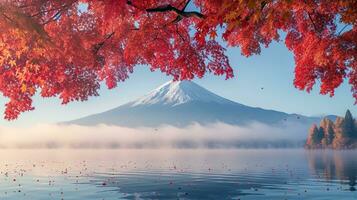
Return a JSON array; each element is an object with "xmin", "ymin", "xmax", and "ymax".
[{"xmin": 0, "ymin": 149, "xmax": 356, "ymax": 200}]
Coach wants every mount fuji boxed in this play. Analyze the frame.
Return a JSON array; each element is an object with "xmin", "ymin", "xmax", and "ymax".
[{"xmin": 67, "ymin": 80, "xmax": 322, "ymax": 127}]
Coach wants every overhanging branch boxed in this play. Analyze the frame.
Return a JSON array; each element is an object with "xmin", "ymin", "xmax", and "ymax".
[
  {"xmin": 146, "ymin": 4, "xmax": 204, "ymax": 19},
  {"xmin": 127, "ymin": 0, "xmax": 205, "ymax": 23}
]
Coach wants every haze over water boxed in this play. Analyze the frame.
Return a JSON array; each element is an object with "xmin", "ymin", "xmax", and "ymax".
[{"xmin": 0, "ymin": 149, "xmax": 356, "ymax": 200}]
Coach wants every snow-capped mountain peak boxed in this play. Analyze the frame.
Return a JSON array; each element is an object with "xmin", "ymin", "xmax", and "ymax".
[
  {"xmin": 131, "ymin": 80, "xmax": 234, "ymax": 107},
  {"xmin": 67, "ymin": 80, "xmax": 324, "ymax": 127}
]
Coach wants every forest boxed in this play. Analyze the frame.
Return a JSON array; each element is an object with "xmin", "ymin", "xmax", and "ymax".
[{"xmin": 306, "ymin": 110, "xmax": 357, "ymax": 149}]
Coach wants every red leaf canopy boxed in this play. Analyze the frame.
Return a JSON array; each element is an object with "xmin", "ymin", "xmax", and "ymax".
[{"xmin": 0, "ymin": 0, "xmax": 355, "ymax": 119}]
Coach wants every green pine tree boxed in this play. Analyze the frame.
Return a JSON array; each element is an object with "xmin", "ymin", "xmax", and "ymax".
[{"xmin": 343, "ymin": 110, "xmax": 355, "ymax": 138}]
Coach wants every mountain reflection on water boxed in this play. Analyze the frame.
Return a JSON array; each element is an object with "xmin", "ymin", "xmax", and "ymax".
[{"xmin": 0, "ymin": 149, "xmax": 356, "ymax": 200}]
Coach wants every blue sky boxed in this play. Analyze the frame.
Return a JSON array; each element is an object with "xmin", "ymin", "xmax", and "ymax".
[{"xmin": 0, "ymin": 39, "xmax": 355, "ymax": 127}]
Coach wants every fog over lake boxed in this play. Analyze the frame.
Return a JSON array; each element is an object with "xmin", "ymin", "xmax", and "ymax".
[{"xmin": 0, "ymin": 122, "xmax": 308, "ymax": 149}]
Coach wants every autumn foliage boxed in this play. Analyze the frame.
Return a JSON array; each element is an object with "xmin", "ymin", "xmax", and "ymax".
[
  {"xmin": 305, "ymin": 110, "xmax": 357, "ymax": 149},
  {"xmin": 0, "ymin": 0, "xmax": 356, "ymax": 119}
]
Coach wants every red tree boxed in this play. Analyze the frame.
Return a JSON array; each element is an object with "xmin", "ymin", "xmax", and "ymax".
[{"xmin": 0, "ymin": 0, "xmax": 356, "ymax": 119}]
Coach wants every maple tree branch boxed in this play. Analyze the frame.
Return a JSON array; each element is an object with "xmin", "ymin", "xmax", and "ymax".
[
  {"xmin": 146, "ymin": 4, "xmax": 204, "ymax": 19},
  {"xmin": 307, "ymin": 12, "xmax": 319, "ymax": 33},
  {"xmin": 181, "ymin": 0, "xmax": 191, "ymax": 11},
  {"xmin": 337, "ymin": 24, "xmax": 350, "ymax": 36},
  {"xmin": 42, "ymin": 10, "xmax": 62, "ymax": 25},
  {"xmin": 127, "ymin": 0, "xmax": 205, "ymax": 21},
  {"xmin": 31, "ymin": 0, "xmax": 78, "ymax": 17},
  {"xmin": 171, "ymin": 0, "xmax": 192, "ymax": 24},
  {"xmin": 176, "ymin": 26, "xmax": 186, "ymax": 41},
  {"xmin": 261, "ymin": 1, "xmax": 267, "ymax": 10},
  {"xmin": 28, "ymin": 1, "xmax": 78, "ymax": 25},
  {"xmin": 302, "ymin": 0, "xmax": 320, "ymax": 34},
  {"xmin": 31, "ymin": 4, "xmax": 65, "ymax": 17},
  {"xmin": 126, "ymin": 1, "xmax": 140, "ymax": 9},
  {"xmin": 92, "ymin": 32, "xmax": 115, "ymax": 54}
]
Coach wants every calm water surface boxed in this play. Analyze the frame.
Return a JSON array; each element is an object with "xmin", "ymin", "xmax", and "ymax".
[{"xmin": 0, "ymin": 149, "xmax": 356, "ymax": 200}]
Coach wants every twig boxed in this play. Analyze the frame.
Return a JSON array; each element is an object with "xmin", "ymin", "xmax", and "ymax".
[
  {"xmin": 337, "ymin": 24, "xmax": 350, "ymax": 36},
  {"xmin": 307, "ymin": 12, "xmax": 319, "ymax": 33},
  {"xmin": 92, "ymin": 32, "xmax": 115, "ymax": 54}
]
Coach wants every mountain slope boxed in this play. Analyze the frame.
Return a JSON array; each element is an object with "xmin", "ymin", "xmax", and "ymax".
[{"xmin": 67, "ymin": 81, "xmax": 323, "ymax": 127}]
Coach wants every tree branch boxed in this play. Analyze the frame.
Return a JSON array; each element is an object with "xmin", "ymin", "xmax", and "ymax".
[
  {"xmin": 92, "ymin": 32, "xmax": 115, "ymax": 54},
  {"xmin": 307, "ymin": 12, "xmax": 319, "ymax": 33},
  {"xmin": 146, "ymin": 4, "xmax": 204, "ymax": 19},
  {"xmin": 127, "ymin": 0, "xmax": 205, "ymax": 22},
  {"xmin": 337, "ymin": 24, "xmax": 350, "ymax": 36},
  {"xmin": 181, "ymin": 0, "xmax": 191, "ymax": 11},
  {"xmin": 38, "ymin": 1, "xmax": 78, "ymax": 25}
]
